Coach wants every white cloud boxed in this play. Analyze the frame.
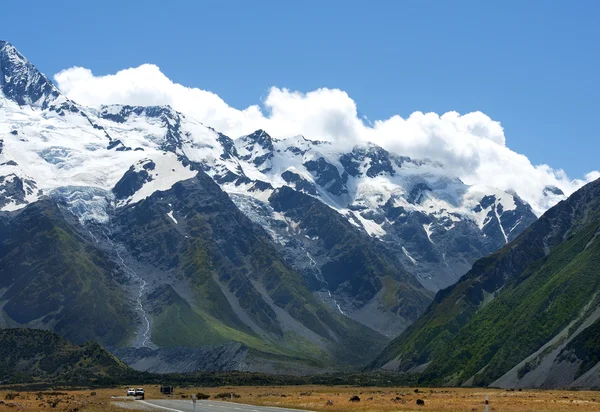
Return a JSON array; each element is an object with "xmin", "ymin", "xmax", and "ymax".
[
  {"xmin": 54, "ymin": 64, "xmax": 598, "ymax": 215},
  {"xmin": 585, "ymin": 171, "xmax": 600, "ymax": 182}
]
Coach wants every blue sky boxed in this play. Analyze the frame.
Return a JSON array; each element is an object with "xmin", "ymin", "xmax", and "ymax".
[{"xmin": 3, "ymin": 0, "xmax": 599, "ymax": 178}]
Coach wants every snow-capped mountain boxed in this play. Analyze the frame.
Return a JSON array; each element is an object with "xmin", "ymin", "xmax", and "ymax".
[
  {"xmin": 0, "ymin": 38, "xmax": 538, "ymax": 303},
  {"xmin": 0, "ymin": 41, "xmax": 542, "ymax": 370},
  {"xmin": 222, "ymin": 132, "xmax": 538, "ymax": 291}
]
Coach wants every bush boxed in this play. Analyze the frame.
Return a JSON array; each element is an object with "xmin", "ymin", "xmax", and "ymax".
[
  {"xmin": 48, "ymin": 398, "xmax": 62, "ymax": 408},
  {"xmin": 214, "ymin": 392, "xmax": 240, "ymax": 399},
  {"xmin": 196, "ymin": 393, "xmax": 210, "ymax": 400},
  {"xmin": 5, "ymin": 393, "xmax": 19, "ymax": 400}
]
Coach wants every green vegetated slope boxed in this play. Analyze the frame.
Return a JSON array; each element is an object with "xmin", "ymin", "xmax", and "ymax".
[
  {"xmin": 0, "ymin": 328, "xmax": 134, "ymax": 384},
  {"xmin": 371, "ymin": 178, "xmax": 600, "ymax": 386},
  {"xmin": 0, "ymin": 201, "xmax": 134, "ymax": 347},
  {"xmin": 0, "ymin": 327, "xmax": 420, "ymax": 388},
  {"xmin": 113, "ymin": 168, "xmax": 387, "ymax": 368},
  {"xmin": 0, "ymin": 163, "xmax": 390, "ymax": 372}
]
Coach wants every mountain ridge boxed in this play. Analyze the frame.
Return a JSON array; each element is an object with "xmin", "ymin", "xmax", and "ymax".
[{"xmin": 0, "ymin": 40, "xmax": 62, "ymax": 110}]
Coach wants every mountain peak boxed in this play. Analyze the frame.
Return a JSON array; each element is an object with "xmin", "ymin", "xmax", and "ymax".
[
  {"xmin": 0, "ymin": 40, "xmax": 61, "ymax": 109},
  {"xmin": 543, "ymin": 185, "xmax": 565, "ymax": 197},
  {"xmin": 244, "ymin": 129, "xmax": 272, "ymax": 143},
  {"xmin": 99, "ymin": 104, "xmax": 180, "ymax": 123},
  {"xmin": 238, "ymin": 129, "xmax": 274, "ymax": 151}
]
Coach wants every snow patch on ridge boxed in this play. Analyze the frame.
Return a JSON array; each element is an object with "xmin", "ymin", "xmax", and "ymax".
[
  {"xmin": 402, "ymin": 246, "xmax": 418, "ymax": 265},
  {"xmin": 423, "ymin": 223, "xmax": 434, "ymax": 243},
  {"xmin": 119, "ymin": 153, "xmax": 197, "ymax": 206},
  {"xmin": 353, "ymin": 211, "xmax": 387, "ymax": 237}
]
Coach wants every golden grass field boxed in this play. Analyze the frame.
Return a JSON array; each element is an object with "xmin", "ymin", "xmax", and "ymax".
[{"xmin": 1, "ymin": 385, "xmax": 600, "ymax": 411}]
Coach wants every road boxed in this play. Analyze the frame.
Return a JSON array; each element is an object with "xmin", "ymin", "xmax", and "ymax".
[{"xmin": 137, "ymin": 399, "xmax": 312, "ymax": 412}]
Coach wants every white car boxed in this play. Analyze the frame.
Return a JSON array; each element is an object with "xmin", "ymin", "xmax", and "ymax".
[
  {"xmin": 135, "ymin": 388, "xmax": 145, "ymax": 397},
  {"xmin": 127, "ymin": 388, "xmax": 136, "ymax": 396}
]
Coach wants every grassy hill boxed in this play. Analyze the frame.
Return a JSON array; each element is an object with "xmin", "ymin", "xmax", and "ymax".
[{"xmin": 0, "ymin": 328, "xmax": 134, "ymax": 385}]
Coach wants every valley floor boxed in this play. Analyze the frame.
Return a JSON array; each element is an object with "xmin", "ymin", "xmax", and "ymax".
[{"xmin": 2, "ymin": 386, "xmax": 600, "ymax": 411}]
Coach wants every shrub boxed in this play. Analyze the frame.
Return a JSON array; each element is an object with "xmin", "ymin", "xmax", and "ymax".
[
  {"xmin": 196, "ymin": 393, "xmax": 210, "ymax": 400},
  {"xmin": 214, "ymin": 392, "xmax": 240, "ymax": 399}
]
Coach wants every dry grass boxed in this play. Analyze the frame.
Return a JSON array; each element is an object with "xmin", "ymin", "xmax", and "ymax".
[
  {"xmin": 1, "ymin": 385, "xmax": 600, "ymax": 411},
  {"xmin": 180, "ymin": 386, "xmax": 600, "ymax": 411},
  {"xmin": 0, "ymin": 388, "xmax": 144, "ymax": 412}
]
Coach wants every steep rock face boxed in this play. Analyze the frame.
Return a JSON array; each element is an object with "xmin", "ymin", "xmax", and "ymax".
[
  {"xmin": 340, "ymin": 144, "xmax": 397, "ymax": 178},
  {"xmin": 281, "ymin": 170, "xmax": 318, "ymax": 195},
  {"xmin": 235, "ymin": 130, "xmax": 274, "ymax": 172},
  {"xmin": 113, "ymin": 160, "xmax": 156, "ymax": 200},
  {"xmin": 303, "ymin": 156, "xmax": 349, "ymax": 196},
  {"xmin": 370, "ymin": 178, "xmax": 600, "ymax": 388},
  {"xmin": 267, "ymin": 186, "xmax": 432, "ymax": 336},
  {"xmin": 374, "ymin": 188, "xmax": 536, "ymax": 291},
  {"xmin": 0, "ymin": 41, "xmax": 61, "ymax": 109},
  {"xmin": 0, "ymin": 173, "xmax": 39, "ymax": 209}
]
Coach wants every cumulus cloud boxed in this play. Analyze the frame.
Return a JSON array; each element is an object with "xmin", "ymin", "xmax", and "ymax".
[
  {"xmin": 54, "ymin": 65, "xmax": 598, "ymax": 215},
  {"xmin": 585, "ymin": 171, "xmax": 600, "ymax": 182}
]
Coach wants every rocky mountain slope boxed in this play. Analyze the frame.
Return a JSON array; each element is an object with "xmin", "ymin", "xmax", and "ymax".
[
  {"xmin": 0, "ymin": 199, "xmax": 135, "ymax": 347},
  {"xmin": 0, "ymin": 40, "xmax": 543, "ymax": 372},
  {"xmin": 370, "ymin": 178, "xmax": 600, "ymax": 388}
]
